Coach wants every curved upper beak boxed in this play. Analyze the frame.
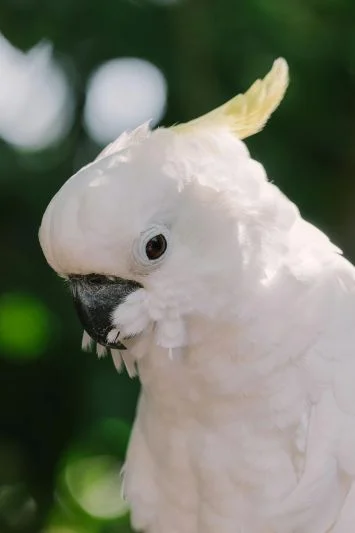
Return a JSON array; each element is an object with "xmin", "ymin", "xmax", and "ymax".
[{"xmin": 69, "ymin": 275, "xmax": 142, "ymax": 350}]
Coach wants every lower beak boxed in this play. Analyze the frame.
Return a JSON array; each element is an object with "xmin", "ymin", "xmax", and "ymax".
[{"xmin": 69, "ymin": 274, "xmax": 142, "ymax": 350}]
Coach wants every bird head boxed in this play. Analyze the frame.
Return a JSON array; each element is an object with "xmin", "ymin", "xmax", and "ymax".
[{"xmin": 39, "ymin": 58, "xmax": 290, "ymax": 359}]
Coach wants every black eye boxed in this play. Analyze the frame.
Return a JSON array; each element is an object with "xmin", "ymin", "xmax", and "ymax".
[{"xmin": 145, "ymin": 234, "xmax": 167, "ymax": 261}]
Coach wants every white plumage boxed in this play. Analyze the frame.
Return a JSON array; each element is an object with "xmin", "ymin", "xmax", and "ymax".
[{"xmin": 39, "ymin": 59, "xmax": 355, "ymax": 532}]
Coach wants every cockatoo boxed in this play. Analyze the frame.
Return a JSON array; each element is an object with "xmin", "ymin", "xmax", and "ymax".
[{"xmin": 39, "ymin": 58, "xmax": 355, "ymax": 533}]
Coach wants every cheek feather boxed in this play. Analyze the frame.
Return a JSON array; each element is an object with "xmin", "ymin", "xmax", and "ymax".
[
  {"xmin": 111, "ymin": 283, "xmax": 190, "ymax": 350},
  {"xmin": 81, "ymin": 329, "xmax": 138, "ymax": 376},
  {"xmin": 111, "ymin": 289, "xmax": 150, "ymax": 337},
  {"xmin": 81, "ymin": 279, "xmax": 193, "ymax": 376},
  {"xmin": 154, "ymin": 317, "xmax": 188, "ymax": 349}
]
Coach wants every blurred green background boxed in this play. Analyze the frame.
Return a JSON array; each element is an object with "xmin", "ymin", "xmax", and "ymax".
[{"xmin": 0, "ymin": 0, "xmax": 355, "ymax": 531}]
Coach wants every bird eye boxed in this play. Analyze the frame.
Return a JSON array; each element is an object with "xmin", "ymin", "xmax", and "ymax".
[
  {"xmin": 145, "ymin": 234, "xmax": 167, "ymax": 261},
  {"xmin": 134, "ymin": 226, "xmax": 170, "ymax": 269}
]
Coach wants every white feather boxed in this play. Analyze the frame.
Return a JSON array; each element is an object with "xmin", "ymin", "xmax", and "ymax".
[
  {"xmin": 39, "ymin": 118, "xmax": 355, "ymax": 532},
  {"xmin": 81, "ymin": 330, "xmax": 93, "ymax": 351},
  {"xmin": 121, "ymin": 351, "xmax": 137, "ymax": 378},
  {"xmin": 111, "ymin": 348, "xmax": 124, "ymax": 373},
  {"xmin": 96, "ymin": 343, "xmax": 107, "ymax": 358}
]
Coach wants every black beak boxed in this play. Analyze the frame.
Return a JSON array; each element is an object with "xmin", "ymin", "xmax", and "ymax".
[{"xmin": 69, "ymin": 274, "xmax": 142, "ymax": 350}]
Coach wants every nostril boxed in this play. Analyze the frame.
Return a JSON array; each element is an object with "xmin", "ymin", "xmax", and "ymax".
[{"xmin": 86, "ymin": 274, "xmax": 108, "ymax": 285}]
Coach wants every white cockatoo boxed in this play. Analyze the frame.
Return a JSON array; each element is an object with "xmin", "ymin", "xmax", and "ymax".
[{"xmin": 39, "ymin": 59, "xmax": 355, "ymax": 533}]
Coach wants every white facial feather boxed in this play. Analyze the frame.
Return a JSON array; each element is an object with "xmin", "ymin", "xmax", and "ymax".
[{"xmin": 40, "ymin": 122, "xmax": 340, "ymax": 364}]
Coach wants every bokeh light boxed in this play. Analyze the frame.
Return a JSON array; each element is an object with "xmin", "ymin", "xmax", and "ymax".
[
  {"xmin": 84, "ymin": 57, "xmax": 167, "ymax": 144},
  {"xmin": 44, "ymin": 517, "xmax": 89, "ymax": 533},
  {"xmin": 44, "ymin": 525, "xmax": 88, "ymax": 533},
  {"xmin": 0, "ymin": 34, "xmax": 73, "ymax": 151},
  {"xmin": 0, "ymin": 293, "xmax": 53, "ymax": 359},
  {"xmin": 63, "ymin": 455, "xmax": 128, "ymax": 520}
]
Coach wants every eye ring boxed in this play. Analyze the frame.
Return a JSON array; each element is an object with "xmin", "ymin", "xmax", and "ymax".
[
  {"xmin": 133, "ymin": 225, "xmax": 170, "ymax": 270},
  {"xmin": 145, "ymin": 234, "xmax": 167, "ymax": 261}
]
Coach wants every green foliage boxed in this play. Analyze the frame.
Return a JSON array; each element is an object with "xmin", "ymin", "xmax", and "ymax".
[{"xmin": 0, "ymin": 293, "xmax": 53, "ymax": 359}]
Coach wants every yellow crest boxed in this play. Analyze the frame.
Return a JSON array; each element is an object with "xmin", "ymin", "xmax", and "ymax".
[{"xmin": 173, "ymin": 58, "xmax": 289, "ymax": 139}]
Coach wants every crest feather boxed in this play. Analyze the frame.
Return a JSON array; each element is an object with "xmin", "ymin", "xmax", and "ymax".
[{"xmin": 173, "ymin": 58, "xmax": 289, "ymax": 139}]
